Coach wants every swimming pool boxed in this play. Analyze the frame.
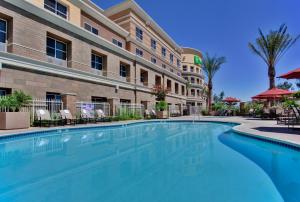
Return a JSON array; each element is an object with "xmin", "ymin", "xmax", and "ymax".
[{"xmin": 0, "ymin": 121, "xmax": 298, "ymax": 202}]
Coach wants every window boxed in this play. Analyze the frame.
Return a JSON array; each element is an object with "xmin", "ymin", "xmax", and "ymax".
[
  {"xmin": 151, "ymin": 39, "xmax": 157, "ymax": 50},
  {"xmin": 161, "ymin": 47, "xmax": 166, "ymax": 57},
  {"xmin": 191, "ymin": 77, "xmax": 195, "ymax": 83},
  {"xmin": 162, "ymin": 64, "xmax": 166, "ymax": 69},
  {"xmin": 47, "ymin": 37, "xmax": 67, "ymax": 60},
  {"xmin": 91, "ymin": 54, "xmax": 103, "ymax": 70},
  {"xmin": 120, "ymin": 99, "xmax": 131, "ymax": 104},
  {"xmin": 136, "ymin": 27, "xmax": 143, "ymax": 41},
  {"xmin": 120, "ymin": 64, "xmax": 127, "ymax": 78},
  {"xmin": 46, "ymin": 92, "xmax": 61, "ymax": 101},
  {"xmin": 182, "ymin": 65, "xmax": 187, "ymax": 71},
  {"xmin": 175, "ymin": 83, "xmax": 179, "ymax": 94},
  {"xmin": 140, "ymin": 69, "xmax": 148, "ymax": 86},
  {"xmin": 0, "ymin": 19, "xmax": 7, "ymax": 44},
  {"xmin": 190, "ymin": 66, "xmax": 194, "ymax": 72},
  {"xmin": 44, "ymin": 0, "xmax": 68, "ymax": 19},
  {"xmin": 112, "ymin": 39, "xmax": 123, "ymax": 48},
  {"xmin": 167, "ymin": 79, "xmax": 172, "ymax": 91},
  {"xmin": 136, "ymin": 48, "xmax": 143, "ymax": 57},
  {"xmin": 170, "ymin": 54, "xmax": 174, "ymax": 64},
  {"xmin": 92, "ymin": 96, "xmax": 107, "ymax": 103},
  {"xmin": 0, "ymin": 88, "xmax": 11, "ymax": 96},
  {"xmin": 181, "ymin": 86, "xmax": 185, "ymax": 96},
  {"xmin": 84, "ymin": 23, "xmax": 98, "ymax": 35},
  {"xmin": 151, "ymin": 57, "xmax": 157, "ymax": 64},
  {"xmin": 177, "ymin": 59, "xmax": 181, "ymax": 68}
]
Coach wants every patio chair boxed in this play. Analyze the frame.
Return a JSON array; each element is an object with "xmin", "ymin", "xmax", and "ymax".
[
  {"xmin": 282, "ymin": 106, "xmax": 300, "ymax": 128},
  {"xmin": 35, "ymin": 109, "xmax": 62, "ymax": 127},
  {"xmin": 261, "ymin": 108, "xmax": 270, "ymax": 119},
  {"xmin": 60, "ymin": 110, "xmax": 78, "ymax": 125},
  {"xmin": 96, "ymin": 109, "xmax": 110, "ymax": 122},
  {"xmin": 150, "ymin": 109, "xmax": 157, "ymax": 118},
  {"xmin": 81, "ymin": 109, "xmax": 97, "ymax": 123},
  {"xmin": 144, "ymin": 109, "xmax": 151, "ymax": 119},
  {"xmin": 248, "ymin": 108, "xmax": 254, "ymax": 117}
]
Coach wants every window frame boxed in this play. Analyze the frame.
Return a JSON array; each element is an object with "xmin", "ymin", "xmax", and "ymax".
[
  {"xmin": 120, "ymin": 63, "xmax": 127, "ymax": 78},
  {"xmin": 136, "ymin": 48, "xmax": 143, "ymax": 57},
  {"xmin": 44, "ymin": 0, "xmax": 68, "ymax": 20},
  {"xmin": 151, "ymin": 39, "xmax": 157, "ymax": 50},
  {"xmin": 136, "ymin": 27, "xmax": 143, "ymax": 41},
  {"xmin": 0, "ymin": 18, "xmax": 7, "ymax": 44},
  {"xmin": 112, "ymin": 38, "xmax": 123, "ymax": 48},
  {"xmin": 170, "ymin": 54, "xmax": 174, "ymax": 64},
  {"xmin": 151, "ymin": 57, "xmax": 157, "ymax": 64},
  {"xmin": 46, "ymin": 36, "xmax": 67, "ymax": 61},
  {"xmin": 161, "ymin": 47, "xmax": 166, "ymax": 58},
  {"xmin": 91, "ymin": 53, "xmax": 103, "ymax": 71},
  {"xmin": 84, "ymin": 22, "xmax": 99, "ymax": 35}
]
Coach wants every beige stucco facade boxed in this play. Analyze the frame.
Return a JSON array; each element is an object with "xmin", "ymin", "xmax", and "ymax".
[
  {"xmin": 0, "ymin": 0, "xmax": 206, "ymax": 116},
  {"xmin": 182, "ymin": 48, "xmax": 207, "ymax": 108}
]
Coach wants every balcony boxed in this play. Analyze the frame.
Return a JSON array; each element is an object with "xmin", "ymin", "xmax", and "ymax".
[{"xmin": 47, "ymin": 56, "xmax": 67, "ymax": 67}]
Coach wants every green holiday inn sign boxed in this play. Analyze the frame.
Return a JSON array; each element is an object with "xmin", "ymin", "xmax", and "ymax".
[{"xmin": 194, "ymin": 55, "xmax": 202, "ymax": 65}]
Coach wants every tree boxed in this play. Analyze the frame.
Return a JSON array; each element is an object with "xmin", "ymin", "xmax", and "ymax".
[
  {"xmin": 202, "ymin": 53, "xmax": 226, "ymax": 112},
  {"xmin": 249, "ymin": 24, "xmax": 300, "ymax": 89},
  {"xmin": 277, "ymin": 81, "xmax": 293, "ymax": 90},
  {"xmin": 213, "ymin": 91, "xmax": 225, "ymax": 103}
]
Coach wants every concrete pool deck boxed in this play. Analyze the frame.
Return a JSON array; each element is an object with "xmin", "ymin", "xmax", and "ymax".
[{"xmin": 0, "ymin": 116, "xmax": 299, "ymax": 147}]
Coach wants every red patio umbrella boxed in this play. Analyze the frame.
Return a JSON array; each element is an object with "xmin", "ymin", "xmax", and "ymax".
[
  {"xmin": 223, "ymin": 97, "xmax": 240, "ymax": 103},
  {"xmin": 278, "ymin": 68, "xmax": 300, "ymax": 79},
  {"xmin": 252, "ymin": 88, "xmax": 294, "ymax": 100}
]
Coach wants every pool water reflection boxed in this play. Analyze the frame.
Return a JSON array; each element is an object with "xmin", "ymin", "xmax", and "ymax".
[{"xmin": 0, "ymin": 122, "xmax": 293, "ymax": 202}]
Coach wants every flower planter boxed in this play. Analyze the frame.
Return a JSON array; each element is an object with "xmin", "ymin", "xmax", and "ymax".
[
  {"xmin": 0, "ymin": 112, "xmax": 30, "ymax": 130},
  {"xmin": 156, "ymin": 111, "xmax": 168, "ymax": 119}
]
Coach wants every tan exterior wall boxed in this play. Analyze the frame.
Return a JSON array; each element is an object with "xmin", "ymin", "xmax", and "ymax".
[{"xmin": 29, "ymin": 0, "xmax": 81, "ymax": 27}]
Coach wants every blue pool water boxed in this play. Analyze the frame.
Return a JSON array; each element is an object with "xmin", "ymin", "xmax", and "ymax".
[{"xmin": 0, "ymin": 121, "xmax": 299, "ymax": 202}]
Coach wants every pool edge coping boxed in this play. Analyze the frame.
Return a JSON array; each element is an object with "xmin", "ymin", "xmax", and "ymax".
[{"xmin": 1, "ymin": 119, "xmax": 300, "ymax": 150}]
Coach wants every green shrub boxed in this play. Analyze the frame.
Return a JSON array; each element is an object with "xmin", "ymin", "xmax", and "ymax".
[
  {"xmin": 0, "ymin": 91, "xmax": 32, "ymax": 112},
  {"xmin": 294, "ymin": 91, "xmax": 300, "ymax": 99},
  {"xmin": 155, "ymin": 101, "xmax": 168, "ymax": 111},
  {"xmin": 283, "ymin": 100, "xmax": 298, "ymax": 109}
]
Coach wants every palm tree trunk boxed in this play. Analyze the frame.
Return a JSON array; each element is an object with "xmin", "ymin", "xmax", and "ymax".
[
  {"xmin": 208, "ymin": 80, "xmax": 213, "ymax": 113},
  {"xmin": 268, "ymin": 65, "xmax": 276, "ymax": 89}
]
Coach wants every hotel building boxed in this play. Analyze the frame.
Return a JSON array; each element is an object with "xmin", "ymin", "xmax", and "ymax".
[
  {"xmin": 0, "ymin": 0, "xmax": 206, "ymax": 115},
  {"xmin": 182, "ymin": 48, "xmax": 207, "ymax": 108}
]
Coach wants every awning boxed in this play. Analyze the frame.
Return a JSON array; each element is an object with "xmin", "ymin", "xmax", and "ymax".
[
  {"xmin": 278, "ymin": 68, "xmax": 300, "ymax": 79},
  {"xmin": 252, "ymin": 88, "xmax": 294, "ymax": 100}
]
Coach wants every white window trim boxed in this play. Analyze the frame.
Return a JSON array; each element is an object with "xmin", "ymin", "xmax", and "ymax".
[
  {"xmin": 0, "ymin": 18, "xmax": 7, "ymax": 44},
  {"xmin": 84, "ymin": 22, "xmax": 99, "ymax": 35},
  {"xmin": 44, "ymin": 0, "xmax": 69, "ymax": 20},
  {"xmin": 112, "ymin": 38, "xmax": 123, "ymax": 48},
  {"xmin": 47, "ymin": 36, "xmax": 68, "ymax": 60}
]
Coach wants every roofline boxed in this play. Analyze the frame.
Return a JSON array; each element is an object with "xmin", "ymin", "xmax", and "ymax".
[
  {"xmin": 182, "ymin": 47, "xmax": 203, "ymax": 58},
  {"xmin": 69, "ymin": 0, "xmax": 130, "ymax": 38},
  {"xmin": 104, "ymin": 0, "xmax": 182, "ymax": 54}
]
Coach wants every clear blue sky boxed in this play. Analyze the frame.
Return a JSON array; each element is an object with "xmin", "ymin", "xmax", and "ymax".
[{"xmin": 92, "ymin": 0, "xmax": 300, "ymax": 101}]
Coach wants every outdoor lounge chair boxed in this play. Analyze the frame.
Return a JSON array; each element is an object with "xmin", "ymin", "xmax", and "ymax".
[
  {"xmin": 35, "ymin": 109, "xmax": 62, "ymax": 127},
  {"xmin": 81, "ymin": 109, "xmax": 97, "ymax": 123},
  {"xmin": 150, "ymin": 109, "xmax": 157, "ymax": 118},
  {"xmin": 96, "ymin": 109, "xmax": 110, "ymax": 122},
  {"xmin": 60, "ymin": 110, "xmax": 78, "ymax": 125},
  {"xmin": 144, "ymin": 109, "xmax": 151, "ymax": 119}
]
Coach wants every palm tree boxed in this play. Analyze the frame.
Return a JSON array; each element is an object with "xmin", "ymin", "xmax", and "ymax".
[
  {"xmin": 202, "ymin": 53, "xmax": 226, "ymax": 113},
  {"xmin": 249, "ymin": 24, "xmax": 300, "ymax": 89}
]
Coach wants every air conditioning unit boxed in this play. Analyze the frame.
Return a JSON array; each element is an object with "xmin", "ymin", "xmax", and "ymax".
[
  {"xmin": 0, "ymin": 43, "xmax": 7, "ymax": 52},
  {"xmin": 47, "ymin": 56, "xmax": 67, "ymax": 67}
]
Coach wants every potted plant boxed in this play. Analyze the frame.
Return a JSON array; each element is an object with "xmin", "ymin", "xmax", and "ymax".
[
  {"xmin": 152, "ymin": 85, "xmax": 170, "ymax": 119},
  {"xmin": 0, "ymin": 91, "xmax": 32, "ymax": 130}
]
